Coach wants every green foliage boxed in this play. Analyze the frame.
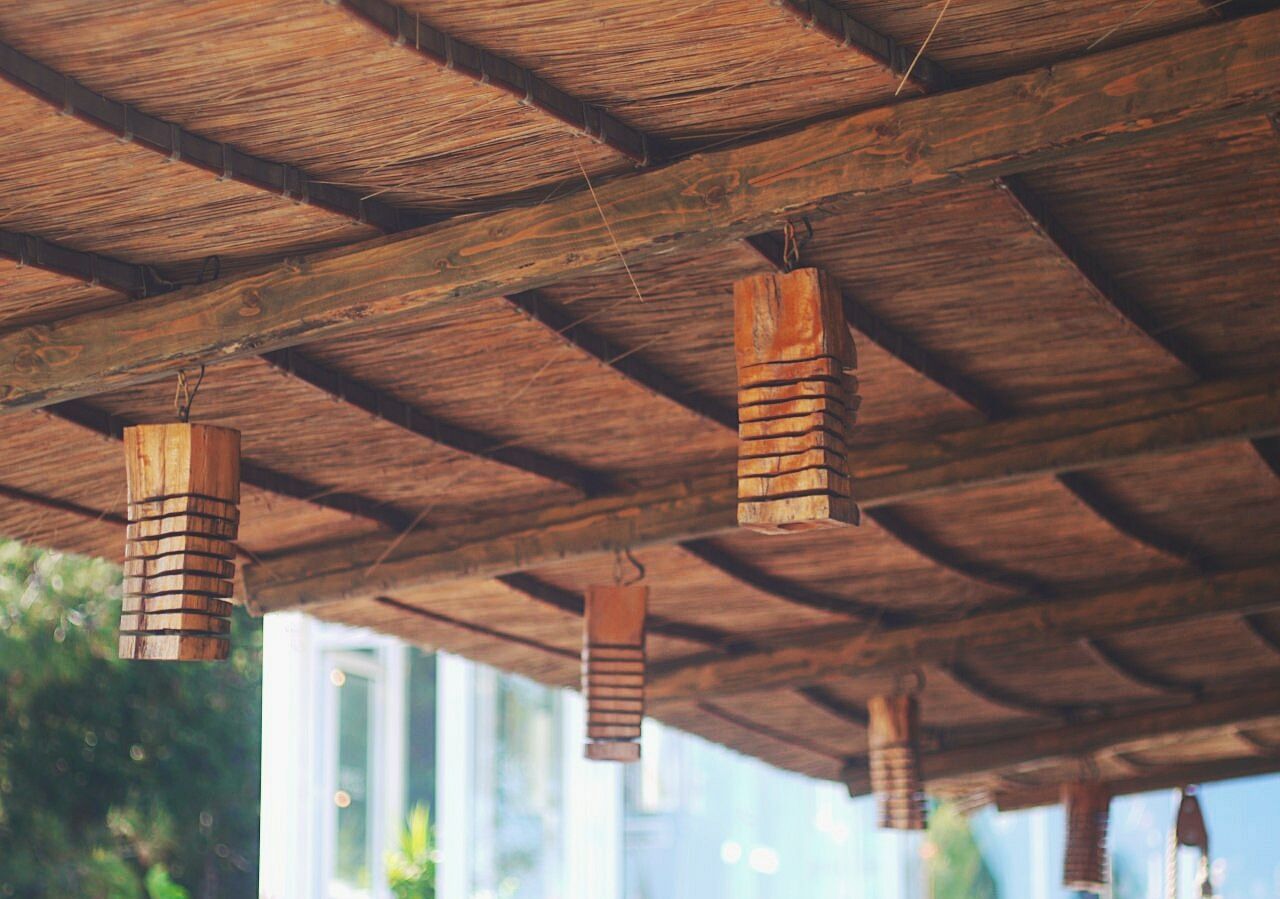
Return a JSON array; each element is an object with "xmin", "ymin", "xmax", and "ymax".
[
  {"xmin": 0, "ymin": 541, "xmax": 261, "ymax": 898},
  {"xmin": 144, "ymin": 866, "xmax": 191, "ymax": 899},
  {"xmin": 925, "ymin": 802, "xmax": 999, "ymax": 899},
  {"xmin": 386, "ymin": 804, "xmax": 437, "ymax": 899}
]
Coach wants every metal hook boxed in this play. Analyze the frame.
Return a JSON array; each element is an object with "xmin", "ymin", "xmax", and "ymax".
[
  {"xmin": 174, "ymin": 365, "xmax": 206, "ymax": 423},
  {"xmin": 612, "ymin": 547, "xmax": 646, "ymax": 586}
]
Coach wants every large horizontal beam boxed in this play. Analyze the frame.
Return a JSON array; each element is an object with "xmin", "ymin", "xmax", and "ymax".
[
  {"xmin": 3, "ymin": 12, "xmax": 1277, "ymax": 411},
  {"xmin": 243, "ymin": 374, "xmax": 1280, "ymax": 612},
  {"xmin": 842, "ymin": 683, "xmax": 1280, "ymax": 797},
  {"xmin": 648, "ymin": 563, "xmax": 1280, "ymax": 701},
  {"xmin": 992, "ymin": 754, "xmax": 1280, "ymax": 811}
]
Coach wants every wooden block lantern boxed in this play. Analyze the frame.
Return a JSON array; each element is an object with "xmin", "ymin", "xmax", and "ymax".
[
  {"xmin": 582, "ymin": 584, "xmax": 647, "ymax": 762},
  {"xmin": 867, "ymin": 693, "xmax": 927, "ymax": 830},
  {"xmin": 734, "ymin": 267, "xmax": 860, "ymax": 533},
  {"xmin": 1062, "ymin": 780, "xmax": 1110, "ymax": 893},
  {"xmin": 120, "ymin": 423, "xmax": 240, "ymax": 661}
]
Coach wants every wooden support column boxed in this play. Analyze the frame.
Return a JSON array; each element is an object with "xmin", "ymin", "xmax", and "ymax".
[
  {"xmin": 735, "ymin": 268, "xmax": 859, "ymax": 533},
  {"xmin": 868, "ymin": 694, "xmax": 927, "ymax": 829},
  {"xmin": 1062, "ymin": 781, "xmax": 1110, "ymax": 893},
  {"xmin": 582, "ymin": 585, "xmax": 647, "ymax": 761},
  {"xmin": 120, "ymin": 424, "xmax": 240, "ymax": 661}
]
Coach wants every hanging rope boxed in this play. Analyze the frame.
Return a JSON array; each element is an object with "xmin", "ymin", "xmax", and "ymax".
[
  {"xmin": 780, "ymin": 217, "xmax": 813, "ymax": 273},
  {"xmin": 612, "ymin": 547, "xmax": 646, "ymax": 586},
  {"xmin": 173, "ymin": 365, "xmax": 206, "ymax": 423}
]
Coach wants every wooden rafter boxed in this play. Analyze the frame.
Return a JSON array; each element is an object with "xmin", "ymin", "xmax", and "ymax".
[
  {"xmin": 0, "ymin": 227, "xmax": 172, "ymax": 298},
  {"xmin": 862, "ymin": 506, "xmax": 1052, "ymax": 596},
  {"xmin": 0, "ymin": 481, "xmax": 126, "ymax": 528},
  {"xmin": 647, "ymin": 563, "xmax": 1280, "ymax": 700},
  {"xmin": 1078, "ymin": 637, "xmax": 1203, "ymax": 697},
  {"xmin": 939, "ymin": 660, "xmax": 1082, "ymax": 720},
  {"xmin": 499, "ymin": 291, "xmax": 735, "ymax": 430},
  {"xmin": 494, "ymin": 571, "xmax": 753, "ymax": 651},
  {"xmin": 1055, "ymin": 471, "xmax": 1212, "ymax": 568},
  {"xmin": 1241, "ymin": 613, "xmax": 1280, "ymax": 657},
  {"xmin": 677, "ymin": 539, "xmax": 906, "ymax": 624},
  {"xmin": 0, "ymin": 227, "xmax": 601, "ymax": 502},
  {"xmin": 260, "ymin": 348, "xmax": 602, "ymax": 497},
  {"xmin": 996, "ymin": 175, "xmax": 1208, "ymax": 375},
  {"xmin": 0, "ymin": 40, "xmax": 418, "ymax": 232},
  {"xmin": 1232, "ymin": 726, "xmax": 1280, "ymax": 755},
  {"xmin": 244, "ymin": 374, "xmax": 1280, "ymax": 611},
  {"xmin": 696, "ymin": 700, "xmax": 850, "ymax": 761},
  {"xmin": 994, "ymin": 755, "xmax": 1280, "ymax": 811},
  {"xmin": 774, "ymin": 0, "xmax": 951, "ymax": 90},
  {"xmin": 46, "ymin": 400, "xmax": 417, "ymax": 533},
  {"xmin": 843, "ymin": 683, "xmax": 1280, "ymax": 797},
  {"xmin": 742, "ymin": 233, "xmax": 1007, "ymax": 418},
  {"xmin": 330, "ymin": 0, "xmax": 653, "ymax": 164},
  {"xmin": 374, "ymin": 595, "xmax": 578, "ymax": 661},
  {"xmin": 4, "ymin": 12, "xmax": 1277, "ymax": 411}
]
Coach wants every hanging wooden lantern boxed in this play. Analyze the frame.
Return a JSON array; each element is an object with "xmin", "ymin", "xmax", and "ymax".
[
  {"xmin": 120, "ymin": 423, "xmax": 240, "ymax": 661},
  {"xmin": 734, "ymin": 267, "xmax": 860, "ymax": 534},
  {"xmin": 867, "ymin": 693, "xmax": 927, "ymax": 830},
  {"xmin": 1062, "ymin": 780, "xmax": 1110, "ymax": 893},
  {"xmin": 582, "ymin": 584, "xmax": 647, "ymax": 762}
]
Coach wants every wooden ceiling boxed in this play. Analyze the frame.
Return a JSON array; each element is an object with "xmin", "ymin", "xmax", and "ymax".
[{"xmin": 2, "ymin": 0, "xmax": 1280, "ymax": 808}]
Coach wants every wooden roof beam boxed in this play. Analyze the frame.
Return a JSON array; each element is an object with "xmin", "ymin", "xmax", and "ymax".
[
  {"xmin": 843, "ymin": 682, "xmax": 1280, "ymax": 797},
  {"xmin": 46, "ymin": 400, "xmax": 417, "ymax": 533},
  {"xmin": 0, "ymin": 40, "xmax": 419, "ymax": 232},
  {"xmin": 374, "ymin": 594, "xmax": 578, "ymax": 661},
  {"xmin": 775, "ymin": 0, "xmax": 951, "ymax": 91},
  {"xmin": 1078, "ymin": 637, "xmax": 1203, "ymax": 697},
  {"xmin": 742, "ymin": 233, "xmax": 1007, "ymax": 418},
  {"xmin": 938, "ymin": 660, "xmax": 1085, "ymax": 720},
  {"xmin": 995, "ymin": 175, "xmax": 1208, "ymax": 375},
  {"xmin": 648, "ymin": 562, "xmax": 1280, "ymax": 701},
  {"xmin": 243, "ymin": 373, "xmax": 1280, "ymax": 612},
  {"xmin": 330, "ymin": 0, "xmax": 654, "ymax": 165},
  {"xmin": 993, "ymin": 755, "xmax": 1280, "ymax": 811},
  {"xmin": 0, "ymin": 228, "xmax": 601, "ymax": 499},
  {"xmin": 260, "ymin": 347, "xmax": 604, "ymax": 497},
  {"xmin": 4, "ymin": 12, "xmax": 1277, "ymax": 412},
  {"xmin": 499, "ymin": 291, "xmax": 735, "ymax": 430},
  {"xmin": 0, "ymin": 481, "xmax": 126, "ymax": 528}
]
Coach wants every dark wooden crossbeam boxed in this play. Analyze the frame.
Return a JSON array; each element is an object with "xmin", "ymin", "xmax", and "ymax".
[
  {"xmin": 647, "ymin": 563, "xmax": 1280, "ymax": 700},
  {"xmin": 996, "ymin": 175, "xmax": 1208, "ymax": 375},
  {"xmin": 244, "ymin": 374, "xmax": 1280, "ymax": 611},
  {"xmin": 742, "ymin": 233, "xmax": 1008, "ymax": 418},
  {"xmin": 5, "ymin": 12, "xmax": 1277, "ymax": 412},
  {"xmin": 841, "ymin": 682, "xmax": 1280, "ymax": 797},
  {"xmin": 494, "ymin": 571, "xmax": 753, "ymax": 651},
  {"xmin": 0, "ymin": 481, "xmax": 126, "ymax": 528},
  {"xmin": 0, "ymin": 228, "xmax": 173, "ymax": 298},
  {"xmin": 677, "ymin": 538, "xmax": 906, "ymax": 624},
  {"xmin": 0, "ymin": 40, "xmax": 420, "ymax": 232},
  {"xmin": 330, "ymin": 0, "xmax": 653, "ymax": 164},
  {"xmin": 260, "ymin": 347, "xmax": 603, "ymax": 497},
  {"xmin": 994, "ymin": 754, "xmax": 1280, "ymax": 810},
  {"xmin": 2, "ymin": 227, "xmax": 602, "ymax": 501},
  {"xmin": 940, "ymin": 660, "xmax": 1085, "ymax": 720},
  {"xmin": 500, "ymin": 291, "xmax": 735, "ymax": 430},
  {"xmin": 775, "ymin": 0, "xmax": 951, "ymax": 91},
  {"xmin": 1078, "ymin": 637, "xmax": 1203, "ymax": 697},
  {"xmin": 1242, "ymin": 613, "xmax": 1280, "ymax": 656},
  {"xmin": 375, "ymin": 595, "xmax": 579, "ymax": 661},
  {"xmin": 47, "ymin": 400, "xmax": 417, "ymax": 533}
]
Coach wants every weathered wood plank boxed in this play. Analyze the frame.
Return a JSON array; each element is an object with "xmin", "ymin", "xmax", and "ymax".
[
  {"xmin": 243, "ymin": 375, "xmax": 1280, "ymax": 613},
  {"xmin": 843, "ymin": 684, "xmax": 1280, "ymax": 797},
  {"xmin": 649, "ymin": 564, "xmax": 1280, "ymax": 700},
  {"xmin": 3, "ymin": 12, "xmax": 1278, "ymax": 411}
]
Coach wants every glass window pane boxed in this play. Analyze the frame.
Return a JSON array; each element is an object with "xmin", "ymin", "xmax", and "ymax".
[{"xmin": 334, "ymin": 669, "xmax": 372, "ymax": 894}]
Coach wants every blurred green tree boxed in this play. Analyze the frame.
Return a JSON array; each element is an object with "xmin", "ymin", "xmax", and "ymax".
[
  {"xmin": 925, "ymin": 802, "xmax": 1000, "ymax": 899},
  {"xmin": 0, "ymin": 540, "xmax": 261, "ymax": 898}
]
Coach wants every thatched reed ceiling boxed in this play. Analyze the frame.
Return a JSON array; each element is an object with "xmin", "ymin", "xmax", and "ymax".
[{"xmin": 2, "ymin": 0, "xmax": 1279, "ymax": 805}]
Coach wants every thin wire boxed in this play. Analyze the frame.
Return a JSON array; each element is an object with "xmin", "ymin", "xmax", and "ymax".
[
  {"xmin": 1086, "ymin": 0, "xmax": 1160, "ymax": 52},
  {"xmin": 173, "ymin": 365, "xmax": 206, "ymax": 422},
  {"xmin": 574, "ymin": 149, "xmax": 645, "ymax": 303},
  {"xmin": 896, "ymin": 0, "xmax": 952, "ymax": 96}
]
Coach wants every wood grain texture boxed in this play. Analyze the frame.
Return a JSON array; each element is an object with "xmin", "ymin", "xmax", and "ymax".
[
  {"xmin": 583, "ymin": 584, "xmax": 647, "ymax": 761},
  {"xmin": 244, "ymin": 374, "xmax": 1280, "ymax": 612},
  {"xmin": 3, "ymin": 11, "xmax": 1278, "ymax": 411},
  {"xmin": 1062, "ymin": 781, "xmax": 1110, "ymax": 891},
  {"xmin": 867, "ymin": 694, "xmax": 927, "ymax": 830},
  {"xmin": 649, "ymin": 564, "xmax": 1280, "ymax": 700}
]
